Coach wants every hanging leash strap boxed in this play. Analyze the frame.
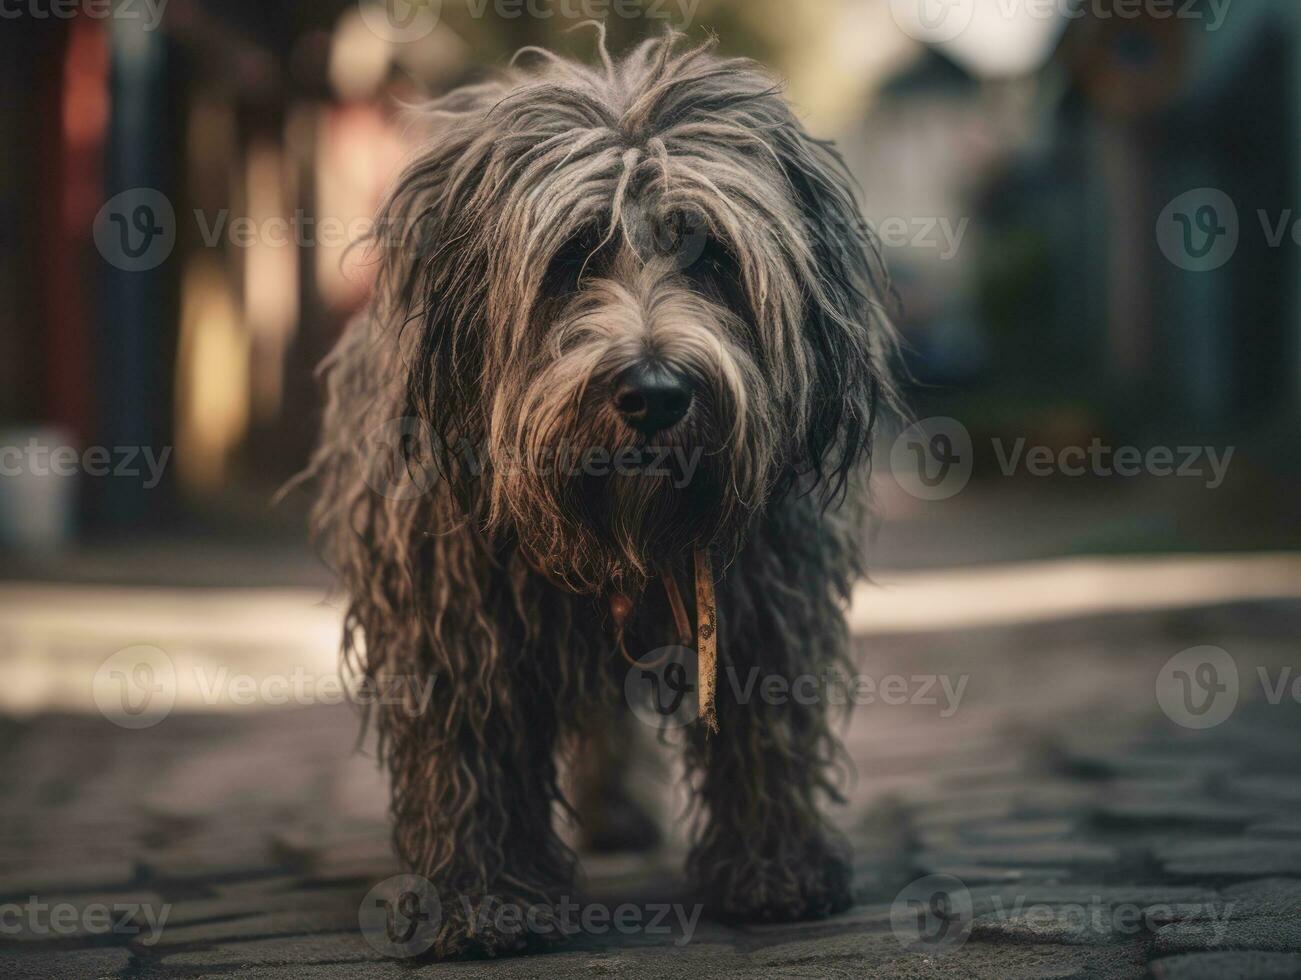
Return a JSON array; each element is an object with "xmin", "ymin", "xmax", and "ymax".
[
  {"xmin": 693, "ymin": 548, "xmax": 719, "ymax": 733},
  {"xmin": 612, "ymin": 550, "xmax": 719, "ymax": 733}
]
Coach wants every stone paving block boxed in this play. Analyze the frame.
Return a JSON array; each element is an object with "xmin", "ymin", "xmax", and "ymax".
[
  {"xmin": 143, "ymin": 844, "xmax": 285, "ymax": 883},
  {"xmin": 205, "ymin": 945, "xmax": 761, "ymax": 980},
  {"xmin": 972, "ymin": 904, "xmax": 1136, "ymax": 945},
  {"xmin": 746, "ymin": 927, "xmax": 905, "ymax": 968},
  {"xmin": 1223, "ymin": 775, "xmax": 1301, "ymax": 807},
  {"xmin": 926, "ymin": 865, "xmax": 1070, "ymax": 885},
  {"xmin": 1247, "ymin": 818, "xmax": 1301, "ymax": 839},
  {"xmin": 147, "ymin": 907, "xmax": 357, "ymax": 947},
  {"xmin": 213, "ymin": 875, "xmax": 311, "ymax": 898},
  {"xmin": 270, "ymin": 827, "xmax": 394, "ymax": 868},
  {"xmin": 181, "ymin": 966, "xmax": 415, "ymax": 980},
  {"xmin": 1222, "ymin": 878, "xmax": 1301, "ymax": 904},
  {"xmin": 1152, "ymin": 878, "xmax": 1301, "ymax": 954},
  {"xmin": 963, "ymin": 818, "xmax": 1079, "ymax": 843},
  {"xmin": 0, "ymin": 947, "xmax": 131, "ymax": 980},
  {"xmin": 303, "ymin": 853, "xmax": 403, "ymax": 884},
  {"xmin": 1095, "ymin": 799, "xmax": 1262, "ymax": 829},
  {"xmin": 917, "ymin": 840, "xmax": 1119, "ymax": 871},
  {"xmin": 0, "ymin": 860, "xmax": 138, "ymax": 898},
  {"xmin": 740, "ymin": 902, "xmax": 895, "ymax": 941},
  {"xmin": 814, "ymin": 940, "xmax": 1147, "ymax": 979},
  {"xmin": 1105, "ymin": 776, "xmax": 1209, "ymax": 798},
  {"xmin": 161, "ymin": 883, "xmax": 363, "ymax": 927},
  {"xmin": 1150, "ymin": 951, "xmax": 1301, "ymax": 980},
  {"xmin": 1092, "ymin": 752, "xmax": 1243, "ymax": 781},
  {"xmin": 160, "ymin": 931, "xmax": 387, "ymax": 968},
  {"xmin": 909, "ymin": 797, "xmax": 1019, "ymax": 828},
  {"xmin": 986, "ymin": 885, "xmax": 1220, "ymax": 908},
  {"xmin": 1158, "ymin": 840, "xmax": 1301, "ymax": 878}
]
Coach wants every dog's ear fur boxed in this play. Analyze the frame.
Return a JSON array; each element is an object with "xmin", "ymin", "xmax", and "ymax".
[
  {"xmin": 368, "ymin": 82, "xmax": 514, "ymax": 510},
  {"xmin": 769, "ymin": 118, "xmax": 898, "ymax": 506}
]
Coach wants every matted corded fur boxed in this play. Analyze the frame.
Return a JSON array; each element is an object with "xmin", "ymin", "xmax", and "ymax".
[{"xmin": 309, "ymin": 28, "xmax": 897, "ymax": 959}]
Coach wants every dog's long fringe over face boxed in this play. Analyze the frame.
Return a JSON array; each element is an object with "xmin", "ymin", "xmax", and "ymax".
[
  {"xmin": 308, "ymin": 31, "xmax": 896, "ymax": 934},
  {"xmin": 358, "ymin": 32, "xmax": 893, "ymax": 595}
]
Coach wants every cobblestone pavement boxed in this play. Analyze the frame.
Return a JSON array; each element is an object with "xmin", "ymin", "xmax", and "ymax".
[{"xmin": 2, "ymin": 598, "xmax": 1299, "ymax": 978}]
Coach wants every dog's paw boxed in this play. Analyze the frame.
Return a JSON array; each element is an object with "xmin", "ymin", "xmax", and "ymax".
[
  {"xmin": 427, "ymin": 893, "xmax": 574, "ymax": 960},
  {"xmin": 701, "ymin": 848, "xmax": 854, "ymax": 924}
]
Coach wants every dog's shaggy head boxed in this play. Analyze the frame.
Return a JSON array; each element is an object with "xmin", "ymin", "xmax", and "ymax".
[{"xmin": 373, "ymin": 31, "xmax": 894, "ymax": 594}]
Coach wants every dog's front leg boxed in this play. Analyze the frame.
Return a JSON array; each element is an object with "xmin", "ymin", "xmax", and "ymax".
[
  {"xmin": 685, "ymin": 686, "xmax": 854, "ymax": 923},
  {"xmin": 683, "ymin": 536, "xmax": 856, "ymax": 923},
  {"xmin": 384, "ymin": 662, "xmax": 577, "ymax": 959}
]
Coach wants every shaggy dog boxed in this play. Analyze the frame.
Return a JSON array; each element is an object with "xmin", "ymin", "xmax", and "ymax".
[{"xmin": 309, "ymin": 30, "xmax": 896, "ymax": 959}]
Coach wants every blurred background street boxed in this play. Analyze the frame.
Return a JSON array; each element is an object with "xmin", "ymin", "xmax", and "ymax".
[{"xmin": 1, "ymin": 0, "xmax": 1300, "ymax": 977}]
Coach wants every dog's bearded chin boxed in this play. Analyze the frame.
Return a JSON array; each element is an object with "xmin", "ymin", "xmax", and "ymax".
[{"xmin": 495, "ymin": 438, "xmax": 736, "ymax": 596}]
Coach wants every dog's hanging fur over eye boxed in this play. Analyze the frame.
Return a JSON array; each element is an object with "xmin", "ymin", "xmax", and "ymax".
[{"xmin": 309, "ymin": 28, "xmax": 896, "ymax": 959}]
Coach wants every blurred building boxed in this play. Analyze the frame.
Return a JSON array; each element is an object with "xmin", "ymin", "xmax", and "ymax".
[
  {"xmin": 2, "ymin": 0, "xmax": 1298, "ymax": 551},
  {"xmin": 2, "ymin": 2, "xmax": 431, "ymax": 539},
  {"xmin": 0, "ymin": 0, "xmax": 787, "ymax": 548},
  {"xmin": 861, "ymin": 0, "xmax": 1300, "ymax": 448}
]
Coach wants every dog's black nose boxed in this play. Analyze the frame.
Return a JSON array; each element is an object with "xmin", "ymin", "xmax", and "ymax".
[{"xmin": 613, "ymin": 363, "xmax": 693, "ymax": 435}]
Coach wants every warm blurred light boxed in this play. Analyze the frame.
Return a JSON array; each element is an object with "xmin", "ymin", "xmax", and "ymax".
[
  {"xmin": 61, "ymin": 18, "xmax": 109, "ymax": 236},
  {"xmin": 391, "ymin": 23, "xmax": 470, "ymax": 89},
  {"xmin": 939, "ymin": 0, "xmax": 1069, "ymax": 78},
  {"xmin": 793, "ymin": 0, "xmax": 917, "ymax": 127},
  {"xmin": 62, "ymin": 20, "xmax": 109, "ymax": 151},
  {"xmin": 0, "ymin": 585, "xmax": 341, "ymax": 717},
  {"xmin": 314, "ymin": 104, "xmax": 404, "ymax": 311},
  {"xmin": 329, "ymin": 8, "xmax": 393, "ymax": 101},
  {"xmin": 176, "ymin": 260, "xmax": 250, "ymax": 489},
  {"xmin": 244, "ymin": 142, "xmax": 299, "ymax": 422},
  {"xmin": 850, "ymin": 554, "xmax": 1301, "ymax": 634}
]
